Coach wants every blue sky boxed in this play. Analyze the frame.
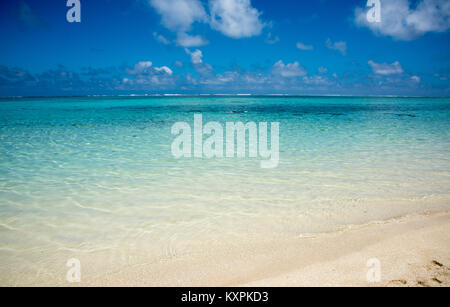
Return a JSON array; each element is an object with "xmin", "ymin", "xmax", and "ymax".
[{"xmin": 1, "ymin": 0, "xmax": 449, "ymax": 96}]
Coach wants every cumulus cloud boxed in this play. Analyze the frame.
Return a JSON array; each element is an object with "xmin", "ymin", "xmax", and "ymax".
[
  {"xmin": 149, "ymin": 0, "xmax": 207, "ymax": 32},
  {"xmin": 126, "ymin": 61, "xmax": 173, "ymax": 76},
  {"xmin": 302, "ymin": 75, "xmax": 333, "ymax": 86},
  {"xmin": 272, "ymin": 60, "xmax": 307, "ymax": 78},
  {"xmin": 123, "ymin": 61, "xmax": 175, "ymax": 89},
  {"xmin": 149, "ymin": 0, "xmax": 209, "ymax": 48},
  {"xmin": 154, "ymin": 66, "xmax": 173, "ymax": 75},
  {"xmin": 296, "ymin": 42, "xmax": 314, "ymax": 51},
  {"xmin": 326, "ymin": 38, "xmax": 347, "ymax": 56},
  {"xmin": 0, "ymin": 63, "xmax": 437, "ymax": 96},
  {"xmin": 411, "ymin": 75, "xmax": 421, "ymax": 83},
  {"xmin": 153, "ymin": 32, "xmax": 171, "ymax": 45},
  {"xmin": 368, "ymin": 60, "xmax": 404, "ymax": 75},
  {"xmin": 185, "ymin": 49, "xmax": 214, "ymax": 76},
  {"xmin": 176, "ymin": 32, "xmax": 209, "ymax": 47},
  {"xmin": 355, "ymin": 0, "xmax": 450, "ymax": 40},
  {"xmin": 198, "ymin": 71, "xmax": 239, "ymax": 85},
  {"xmin": 149, "ymin": 0, "xmax": 266, "ymax": 43},
  {"xmin": 194, "ymin": 63, "xmax": 214, "ymax": 76},
  {"xmin": 126, "ymin": 61, "xmax": 154, "ymax": 75},
  {"xmin": 209, "ymin": 0, "xmax": 265, "ymax": 38},
  {"xmin": 124, "ymin": 61, "xmax": 174, "ymax": 87},
  {"xmin": 185, "ymin": 49, "xmax": 204, "ymax": 64}
]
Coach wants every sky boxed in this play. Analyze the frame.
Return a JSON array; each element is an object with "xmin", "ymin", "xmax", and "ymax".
[{"xmin": 0, "ymin": 0, "xmax": 449, "ymax": 96}]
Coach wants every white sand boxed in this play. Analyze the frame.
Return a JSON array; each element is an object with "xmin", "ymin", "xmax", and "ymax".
[
  {"xmin": 80, "ymin": 211, "xmax": 449, "ymax": 287},
  {"xmin": 243, "ymin": 211, "xmax": 450, "ymax": 287},
  {"xmin": 3, "ymin": 211, "xmax": 448, "ymax": 287}
]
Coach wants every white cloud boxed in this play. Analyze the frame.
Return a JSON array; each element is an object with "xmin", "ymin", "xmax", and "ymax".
[
  {"xmin": 124, "ymin": 61, "xmax": 174, "ymax": 87},
  {"xmin": 199, "ymin": 71, "xmax": 239, "ymax": 85},
  {"xmin": 149, "ymin": 0, "xmax": 266, "ymax": 44},
  {"xmin": 302, "ymin": 75, "xmax": 333, "ymax": 86},
  {"xmin": 126, "ymin": 61, "xmax": 173, "ymax": 76},
  {"xmin": 176, "ymin": 32, "xmax": 209, "ymax": 47},
  {"xmin": 272, "ymin": 60, "xmax": 307, "ymax": 78},
  {"xmin": 154, "ymin": 66, "xmax": 173, "ymax": 75},
  {"xmin": 411, "ymin": 75, "xmax": 421, "ymax": 83},
  {"xmin": 209, "ymin": 0, "xmax": 265, "ymax": 38},
  {"xmin": 368, "ymin": 60, "xmax": 404, "ymax": 75},
  {"xmin": 126, "ymin": 61, "xmax": 153, "ymax": 75},
  {"xmin": 185, "ymin": 48, "xmax": 203, "ymax": 64},
  {"xmin": 153, "ymin": 32, "xmax": 171, "ymax": 45},
  {"xmin": 326, "ymin": 39, "xmax": 347, "ymax": 56},
  {"xmin": 149, "ymin": 0, "xmax": 207, "ymax": 32},
  {"xmin": 185, "ymin": 49, "xmax": 214, "ymax": 76},
  {"xmin": 355, "ymin": 0, "xmax": 450, "ymax": 40},
  {"xmin": 296, "ymin": 42, "xmax": 314, "ymax": 51},
  {"xmin": 194, "ymin": 63, "xmax": 214, "ymax": 76}
]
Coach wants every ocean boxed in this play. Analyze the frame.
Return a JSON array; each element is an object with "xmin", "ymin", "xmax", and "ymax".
[{"xmin": 0, "ymin": 96, "xmax": 449, "ymax": 285}]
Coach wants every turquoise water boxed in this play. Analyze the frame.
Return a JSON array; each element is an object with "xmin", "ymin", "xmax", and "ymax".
[{"xmin": 1, "ymin": 96, "xmax": 449, "ymax": 285}]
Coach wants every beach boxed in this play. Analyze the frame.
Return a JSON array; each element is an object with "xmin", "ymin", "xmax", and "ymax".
[
  {"xmin": 243, "ymin": 211, "xmax": 450, "ymax": 287},
  {"xmin": 3, "ymin": 210, "xmax": 448, "ymax": 287},
  {"xmin": 92, "ymin": 211, "xmax": 450, "ymax": 287}
]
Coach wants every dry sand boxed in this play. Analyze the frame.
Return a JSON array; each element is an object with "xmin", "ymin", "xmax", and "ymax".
[{"xmin": 243, "ymin": 211, "xmax": 450, "ymax": 287}]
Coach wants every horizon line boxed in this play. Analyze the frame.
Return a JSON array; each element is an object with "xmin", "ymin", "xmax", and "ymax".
[{"xmin": 1, "ymin": 94, "xmax": 450, "ymax": 99}]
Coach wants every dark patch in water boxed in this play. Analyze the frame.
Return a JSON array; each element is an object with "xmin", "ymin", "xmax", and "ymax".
[
  {"xmin": 395, "ymin": 114, "xmax": 417, "ymax": 118},
  {"xmin": 317, "ymin": 113, "xmax": 345, "ymax": 116},
  {"xmin": 227, "ymin": 110, "xmax": 249, "ymax": 114}
]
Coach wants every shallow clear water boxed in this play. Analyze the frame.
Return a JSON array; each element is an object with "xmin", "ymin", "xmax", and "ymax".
[{"xmin": 0, "ymin": 96, "xmax": 449, "ymax": 285}]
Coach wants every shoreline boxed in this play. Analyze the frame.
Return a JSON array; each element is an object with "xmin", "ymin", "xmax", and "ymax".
[
  {"xmin": 242, "ymin": 210, "xmax": 450, "ymax": 287},
  {"xmin": 80, "ymin": 210, "xmax": 449, "ymax": 287},
  {"xmin": 2, "ymin": 210, "xmax": 449, "ymax": 287}
]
